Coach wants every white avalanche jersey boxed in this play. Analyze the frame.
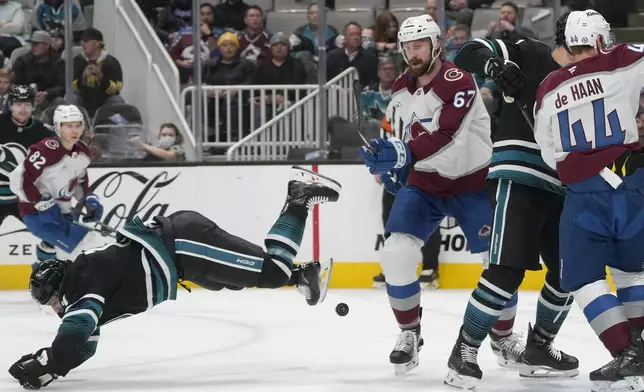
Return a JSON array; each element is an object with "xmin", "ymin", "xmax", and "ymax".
[
  {"xmin": 534, "ymin": 44, "xmax": 644, "ymax": 185},
  {"xmin": 387, "ymin": 61, "xmax": 492, "ymax": 195},
  {"xmin": 10, "ymin": 137, "xmax": 91, "ymax": 215}
]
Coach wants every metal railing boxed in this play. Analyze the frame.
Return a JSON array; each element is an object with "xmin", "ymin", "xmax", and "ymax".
[
  {"xmin": 180, "ymin": 67, "xmax": 358, "ymax": 158},
  {"xmin": 224, "ymin": 68, "xmax": 359, "ymax": 161}
]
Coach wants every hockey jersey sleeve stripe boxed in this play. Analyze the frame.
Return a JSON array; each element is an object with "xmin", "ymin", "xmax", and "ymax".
[{"xmin": 494, "ymin": 39, "xmax": 510, "ymax": 61}]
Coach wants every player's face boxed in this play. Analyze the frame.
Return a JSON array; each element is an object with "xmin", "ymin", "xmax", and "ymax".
[
  {"xmin": 47, "ymin": 295, "xmax": 63, "ymax": 314},
  {"xmin": 59, "ymin": 121, "xmax": 84, "ymax": 144},
  {"xmin": 403, "ymin": 39, "xmax": 433, "ymax": 77},
  {"xmin": 10, "ymin": 101, "xmax": 33, "ymax": 123}
]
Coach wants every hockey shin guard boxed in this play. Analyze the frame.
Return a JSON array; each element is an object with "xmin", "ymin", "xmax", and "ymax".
[
  {"xmin": 462, "ymin": 265, "xmax": 524, "ymax": 345},
  {"xmin": 611, "ymin": 267, "xmax": 644, "ymax": 331},
  {"xmin": 381, "ymin": 233, "xmax": 424, "ymax": 329},
  {"xmin": 492, "ymin": 292, "xmax": 518, "ymax": 337},
  {"xmin": 534, "ymin": 271, "xmax": 574, "ymax": 342},
  {"xmin": 575, "ymin": 279, "xmax": 630, "ymax": 357}
]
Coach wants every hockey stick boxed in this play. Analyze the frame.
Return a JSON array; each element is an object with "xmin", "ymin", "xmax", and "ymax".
[
  {"xmin": 351, "ymin": 79, "xmax": 373, "ymax": 150},
  {"xmin": 503, "ymin": 94, "xmax": 534, "ymax": 130},
  {"xmin": 71, "ymin": 218, "xmax": 117, "ymax": 238}
]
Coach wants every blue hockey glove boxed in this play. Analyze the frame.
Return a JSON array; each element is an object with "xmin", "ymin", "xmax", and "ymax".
[
  {"xmin": 81, "ymin": 194, "xmax": 103, "ymax": 223},
  {"xmin": 381, "ymin": 166, "xmax": 410, "ymax": 196},
  {"xmin": 358, "ymin": 137, "xmax": 412, "ymax": 174}
]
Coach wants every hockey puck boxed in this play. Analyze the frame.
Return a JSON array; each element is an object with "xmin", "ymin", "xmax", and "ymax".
[{"xmin": 335, "ymin": 303, "xmax": 349, "ymax": 316}]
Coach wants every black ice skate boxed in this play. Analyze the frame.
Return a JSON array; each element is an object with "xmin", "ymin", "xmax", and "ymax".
[
  {"xmin": 419, "ymin": 269, "xmax": 439, "ymax": 289},
  {"xmin": 373, "ymin": 272, "xmax": 386, "ymax": 288},
  {"xmin": 445, "ymin": 329, "xmax": 483, "ymax": 390},
  {"xmin": 287, "ymin": 166, "xmax": 341, "ymax": 210},
  {"xmin": 294, "ymin": 258, "xmax": 333, "ymax": 306},
  {"xmin": 489, "ymin": 330, "xmax": 526, "ymax": 369},
  {"xmin": 590, "ymin": 331, "xmax": 644, "ymax": 392},
  {"xmin": 519, "ymin": 323, "xmax": 579, "ymax": 379},
  {"xmin": 390, "ymin": 325, "xmax": 423, "ymax": 376}
]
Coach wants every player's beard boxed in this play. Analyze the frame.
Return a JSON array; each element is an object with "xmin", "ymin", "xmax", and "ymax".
[{"xmin": 408, "ymin": 57, "xmax": 433, "ymax": 78}]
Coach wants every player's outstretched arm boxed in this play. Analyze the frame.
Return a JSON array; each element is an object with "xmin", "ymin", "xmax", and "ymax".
[{"xmin": 454, "ymin": 38, "xmax": 522, "ymax": 75}]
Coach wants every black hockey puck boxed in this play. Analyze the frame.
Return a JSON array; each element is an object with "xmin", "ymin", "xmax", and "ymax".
[{"xmin": 336, "ymin": 302, "xmax": 349, "ymax": 316}]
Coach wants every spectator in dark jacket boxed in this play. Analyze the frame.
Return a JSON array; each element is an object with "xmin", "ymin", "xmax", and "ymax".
[
  {"xmin": 213, "ymin": 0, "xmax": 249, "ymax": 31},
  {"xmin": 155, "ymin": 0, "xmax": 192, "ymax": 45},
  {"xmin": 12, "ymin": 30, "xmax": 65, "ymax": 112},
  {"xmin": 251, "ymin": 33, "xmax": 307, "ymax": 105},
  {"xmin": 72, "ymin": 28, "xmax": 124, "ymax": 115},
  {"xmin": 327, "ymin": 22, "xmax": 378, "ymax": 87}
]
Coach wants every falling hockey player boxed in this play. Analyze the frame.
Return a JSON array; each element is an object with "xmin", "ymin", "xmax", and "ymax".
[
  {"xmin": 0, "ymin": 85, "xmax": 55, "ymax": 263},
  {"xmin": 8, "ymin": 165, "xmax": 340, "ymax": 390},
  {"xmin": 442, "ymin": 12, "xmax": 580, "ymax": 388},
  {"xmin": 533, "ymin": 9, "xmax": 644, "ymax": 392},
  {"xmin": 9, "ymin": 104, "xmax": 105, "ymax": 262},
  {"xmin": 358, "ymin": 14, "xmax": 495, "ymax": 376}
]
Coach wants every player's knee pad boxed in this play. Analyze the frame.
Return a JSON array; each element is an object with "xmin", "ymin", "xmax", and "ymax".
[
  {"xmin": 380, "ymin": 232, "xmax": 423, "ymax": 286},
  {"xmin": 480, "ymin": 264, "xmax": 525, "ymax": 295}
]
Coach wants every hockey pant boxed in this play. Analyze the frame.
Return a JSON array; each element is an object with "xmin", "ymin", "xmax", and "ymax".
[
  {"xmin": 22, "ymin": 208, "xmax": 88, "ymax": 255},
  {"xmin": 172, "ymin": 211, "xmax": 295, "ymax": 291}
]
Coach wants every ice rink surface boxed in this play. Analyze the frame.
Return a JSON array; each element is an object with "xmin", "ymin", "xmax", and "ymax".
[{"xmin": 0, "ymin": 289, "xmax": 611, "ymax": 392}]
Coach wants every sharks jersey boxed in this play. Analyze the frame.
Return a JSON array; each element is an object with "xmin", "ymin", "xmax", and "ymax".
[
  {"xmin": 0, "ymin": 113, "xmax": 52, "ymax": 204},
  {"xmin": 454, "ymin": 38, "xmax": 565, "ymax": 195}
]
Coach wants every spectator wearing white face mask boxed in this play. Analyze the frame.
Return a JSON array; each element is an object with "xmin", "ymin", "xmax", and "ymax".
[{"xmin": 130, "ymin": 122, "xmax": 186, "ymax": 161}]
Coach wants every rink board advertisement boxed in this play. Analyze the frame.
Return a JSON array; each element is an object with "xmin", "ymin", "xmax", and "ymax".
[{"xmin": 0, "ymin": 164, "xmax": 548, "ymax": 290}]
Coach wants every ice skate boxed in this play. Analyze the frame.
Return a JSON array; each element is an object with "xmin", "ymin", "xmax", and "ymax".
[
  {"xmin": 590, "ymin": 332, "xmax": 644, "ymax": 392},
  {"xmin": 373, "ymin": 272, "xmax": 386, "ymax": 288},
  {"xmin": 288, "ymin": 165, "xmax": 341, "ymax": 210},
  {"xmin": 294, "ymin": 258, "xmax": 333, "ymax": 306},
  {"xmin": 419, "ymin": 268, "xmax": 439, "ymax": 289},
  {"xmin": 445, "ymin": 329, "xmax": 483, "ymax": 390},
  {"xmin": 390, "ymin": 326, "xmax": 423, "ymax": 376},
  {"xmin": 489, "ymin": 330, "xmax": 526, "ymax": 369},
  {"xmin": 519, "ymin": 323, "xmax": 579, "ymax": 378}
]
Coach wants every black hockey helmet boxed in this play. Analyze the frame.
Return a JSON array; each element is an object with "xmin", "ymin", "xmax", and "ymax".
[
  {"xmin": 554, "ymin": 11, "xmax": 571, "ymax": 49},
  {"xmin": 29, "ymin": 259, "xmax": 68, "ymax": 305},
  {"xmin": 8, "ymin": 85, "xmax": 36, "ymax": 106}
]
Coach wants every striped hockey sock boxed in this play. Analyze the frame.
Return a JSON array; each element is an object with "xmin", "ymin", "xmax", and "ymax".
[
  {"xmin": 535, "ymin": 281, "xmax": 574, "ymax": 341},
  {"xmin": 616, "ymin": 284, "xmax": 644, "ymax": 330},
  {"xmin": 492, "ymin": 292, "xmax": 518, "ymax": 337},
  {"xmin": 265, "ymin": 206, "xmax": 307, "ymax": 269},
  {"xmin": 576, "ymin": 279, "xmax": 630, "ymax": 357},
  {"xmin": 386, "ymin": 280, "xmax": 421, "ymax": 329},
  {"xmin": 35, "ymin": 241, "xmax": 56, "ymax": 269},
  {"xmin": 463, "ymin": 277, "xmax": 514, "ymax": 344}
]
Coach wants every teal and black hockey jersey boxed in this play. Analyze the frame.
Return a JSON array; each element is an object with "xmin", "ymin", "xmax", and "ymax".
[{"xmin": 454, "ymin": 37, "xmax": 565, "ymax": 195}]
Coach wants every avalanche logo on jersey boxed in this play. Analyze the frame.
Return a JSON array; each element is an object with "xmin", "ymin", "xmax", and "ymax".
[
  {"xmin": 58, "ymin": 176, "xmax": 79, "ymax": 199},
  {"xmin": 0, "ymin": 143, "xmax": 27, "ymax": 177},
  {"xmin": 404, "ymin": 112, "xmax": 433, "ymax": 142}
]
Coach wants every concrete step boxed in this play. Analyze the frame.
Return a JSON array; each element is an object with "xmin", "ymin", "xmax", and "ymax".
[{"xmin": 613, "ymin": 27, "xmax": 644, "ymax": 43}]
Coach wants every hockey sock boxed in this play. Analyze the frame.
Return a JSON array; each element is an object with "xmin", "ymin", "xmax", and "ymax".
[
  {"xmin": 612, "ymin": 268, "xmax": 644, "ymax": 331},
  {"xmin": 491, "ymin": 292, "xmax": 518, "ymax": 337},
  {"xmin": 36, "ymin": 241, "xmax": 56, "ymax": 262},
  {"xmin": 462, "ymin": 265, "xmax": 524, "ymax": 345},
  {"xmin": 265, "ymin": 205, "xmax": 308, "ymax": 269},
  {"xmin": 575, "ymin": 279, "xmax": 630, "ymax": 357},
  {"xmin": 534, "ymin": 275, "xmax": 574, "ymax": 342}
]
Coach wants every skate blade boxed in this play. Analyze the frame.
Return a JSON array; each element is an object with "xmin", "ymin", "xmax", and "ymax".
[
  {"xmin": 444, "ymin": 368, "xmax": 479, "ymax": 390},
  {"xmin": 496, "ymin": 356, "xmax": 519, "ymax": 369},
  {"xmin": 291, "ymin": 165, "xmax": 342, "ymax": 193},
  {"xmin": 518, "ymin": 364, "xmax": 579, "ymax": 379},
  {"xmin": 592, "ymin": 377, "xmax": 644, "ymax": 392},
  {"xmin": 317, "ymin": 258, "xmax": 333, "ymax": 304},
  {"xmin": 393, "ymin": 356, "xmax": 419, "ymax": 376}
]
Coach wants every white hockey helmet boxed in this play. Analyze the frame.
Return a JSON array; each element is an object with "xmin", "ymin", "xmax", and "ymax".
[
  {"xmin": 565, "ymin": 9, "xmax": 614, "ymax": 52},
  {"xmin": 53, "ymin": 104, "xmax": 84, "ymax": 137},
  {"xmin": 397, "ymin": 14, "xmax": 442, "ymax": 69}
]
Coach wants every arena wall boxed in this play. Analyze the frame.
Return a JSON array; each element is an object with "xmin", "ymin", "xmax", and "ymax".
[{"xmin": 0, "ymin": 164, "xmax": 566, "ymax": 290}]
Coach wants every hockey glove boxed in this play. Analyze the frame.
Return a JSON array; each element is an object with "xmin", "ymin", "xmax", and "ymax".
[
  {"xmin": 9, "ymin": 348, "xmax": 58, "ymax": 389},
  {"xmin": 81, "ymin": 193, "xmax": 103, "ymax": 223},
  {"xmin": 358, "ymin": 137, "xmax": 411, "ymax": 174},
  {"xmin": 484, "ymin": 57, "xmax": 527, "ymax": 101},
  {"xmin": 381, "ymin": 166, "xmax": 410, "ymax": 196}
]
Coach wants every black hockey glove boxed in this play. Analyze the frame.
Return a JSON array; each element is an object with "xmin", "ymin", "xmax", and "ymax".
[
  {"xmin": 484, "ymin": 57, "xmax": 527, "ymax": 101},
  {"xmin": 9, "ymin": 348, "xmax": 58, "ymax": 389}
]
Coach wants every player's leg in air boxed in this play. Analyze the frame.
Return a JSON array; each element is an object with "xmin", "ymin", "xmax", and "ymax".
[
  {"xmin": 445, "ymin": 181, "xmax": 578, "ymax": 389},
  {"xmin": 167, "ymin": 166, "xmax": 341, "ymax": 305}
]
